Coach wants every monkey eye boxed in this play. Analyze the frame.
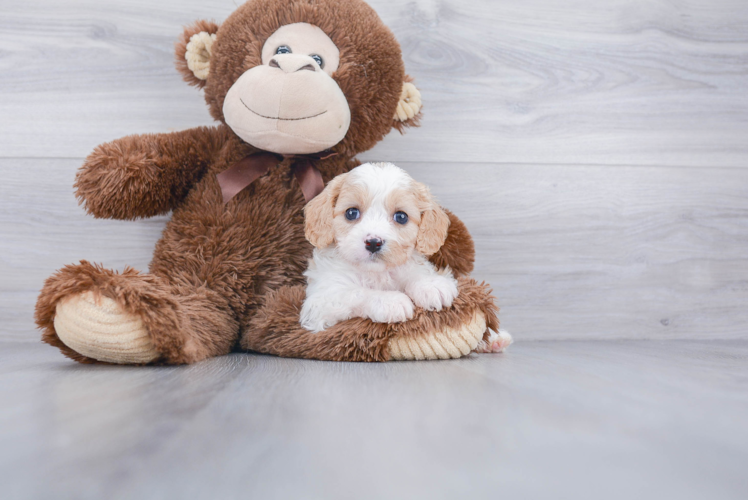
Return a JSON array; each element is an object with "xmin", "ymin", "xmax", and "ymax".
[
  {"xmin": 275, "ymin": 45, "xmax": 292, "ymax": 55},
  {"xmin": 345, "ymin": 207, "xmax": 360, "ymax": 221},
  {"xmin": 310, "ymin": 54, "xmax": 324, "ymax": 69},
  {"xmin": 393, "ymin": 211, "xmax": 409, "ymax": 225}
]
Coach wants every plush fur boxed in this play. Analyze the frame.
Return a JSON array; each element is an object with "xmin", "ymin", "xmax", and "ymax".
[
  {"xmin": 242, "ymin": 278, "xmax": 498, "ymax": 362},
  {"xmin": 178, "ymin": 0, "xmax": 418, "ymax": 156},
  {"xmin": 34, "ymin": 0, "xmax": 494, "ymax": 364}
]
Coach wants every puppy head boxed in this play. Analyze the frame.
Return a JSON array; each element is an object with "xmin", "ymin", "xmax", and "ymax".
[{"xmin": 304, "ymin": 162, "xmax": 450, "ymax": 270}]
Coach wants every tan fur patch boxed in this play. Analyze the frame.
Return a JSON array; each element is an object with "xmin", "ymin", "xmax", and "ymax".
[
  {"xmin": 379, "ymin": 187, "xmax": 419, "ymax": 266},
  {"xmin": 333, "ymin": 181, "xmax": 371, "ymax": 217},
  {"xmin": 304, "ymin": 173, "xmax": 348, "ymax": 248},
  {"xmin": 414, "ymin": 183, "xmax": 450, "ymax": 256},
  {"xmin": 328, "ymin": 180, "xmax": 370, "ymax": 249}
]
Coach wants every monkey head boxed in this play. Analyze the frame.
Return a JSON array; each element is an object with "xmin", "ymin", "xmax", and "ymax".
[
  {"xmin": 175, "ymin": 0, "xmax": 422, "ymax": 157},
  {"xmin": 224, "ymin": 22, "xmax": 349, "ymax": 155}
]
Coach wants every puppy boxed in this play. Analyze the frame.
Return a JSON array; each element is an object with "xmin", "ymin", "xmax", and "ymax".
[{"xmin": 300, "ymin": 162, "xmax": 459, "ymax": 332}]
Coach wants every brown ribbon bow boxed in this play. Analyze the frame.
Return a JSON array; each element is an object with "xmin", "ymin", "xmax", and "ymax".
[{"xmin": 216, "ymin": 150, "xmax": 337, "ymax": 205}]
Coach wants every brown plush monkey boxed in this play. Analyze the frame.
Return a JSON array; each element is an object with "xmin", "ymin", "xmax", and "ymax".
[{"xmin": 34, "ymin": 0, "xmax": 499, "ymax": 364}]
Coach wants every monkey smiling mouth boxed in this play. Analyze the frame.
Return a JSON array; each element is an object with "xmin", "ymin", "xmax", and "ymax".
[{"xmin": 240, "ymin": 98, "xmax": 328, "ymax": 121}]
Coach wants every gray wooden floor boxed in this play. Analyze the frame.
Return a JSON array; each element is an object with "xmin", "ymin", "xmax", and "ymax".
[
  {"xmin": 1, "ymin": 340, "xmax": 747, "ymax": 500},
  {"xmin": 1, "ymin": 0, "xmax": 748, "ymax": 498}
]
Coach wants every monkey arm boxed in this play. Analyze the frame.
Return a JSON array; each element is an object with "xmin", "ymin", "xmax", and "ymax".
[
  {"xmin": 74, "ymin": 126, "xmax": 227, "ymax": 220},
  {"xmin": 428, "ymin": 209, "xmax": 476, "ymax": 278}
]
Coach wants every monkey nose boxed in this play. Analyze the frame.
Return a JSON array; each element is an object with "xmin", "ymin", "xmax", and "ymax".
[
  {"xmin": 269, "ymin": 56, "xmax": 317, "ymax": 73},
  {"xmin": 365, "ymin": 238, "xmax": 384, "ymax": 254}
]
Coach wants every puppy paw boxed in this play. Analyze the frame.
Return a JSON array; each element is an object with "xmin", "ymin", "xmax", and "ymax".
[
  {"xmin": 364, "ymin": 291, "xmax": 415, "ymax": 323},
  {"xmin": 474, "ymin": 330, "xmax": 513, "ymax": 353},
  {"xmin": 406, "ymin": 275, "xmax": 459, "ymax": 311}
]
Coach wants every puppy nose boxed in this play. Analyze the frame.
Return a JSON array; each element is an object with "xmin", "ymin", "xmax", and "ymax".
[
  {"xmin": 269, "ymin": 55, "xmax": 317, "ymax": 73},
  {"xmin": 365, "ymin": 238, "xmax": 384, "ymax": 254}
]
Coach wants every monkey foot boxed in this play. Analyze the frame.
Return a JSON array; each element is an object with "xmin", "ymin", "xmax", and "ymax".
[
  {"xmin": 387, "ymin": 311, "xmax": 487, "ymax": 360},
  {"xmin": 54, "ymin": 291, "xmax": 160, "ymax": 364},
  {"xmin": 243, "ymin": 278, "xmax": 501, "ymax": 362}
]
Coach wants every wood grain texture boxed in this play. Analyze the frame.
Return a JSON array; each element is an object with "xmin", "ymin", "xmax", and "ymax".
[
  {"xmin": 1, "ymin": 340, "xmax": 746, "ymax": 499},
  {"xmin": 0, "ymin": 0, "xmax": 746, "ymax": 166},
  {"xmin": 3, "ymin": 159, "xmax": 747, "ymax": 342},
  {"xmin": 367, "ymin": 0, "xmax": 748, "ymax": 167},
  {"xmin": 1, "ymin": 2, "xmax": 747, "ymax": 497},
  {"xmin": 1, "ymin": 1, "xmax": 747, "ymax": 340},
  {"xmin": 0, "ymin": 159, "xmax": 165, "ymax": 342},
  {"xmin": 400, "ymin": 161, "xmax": 748, "ymax": 340}
]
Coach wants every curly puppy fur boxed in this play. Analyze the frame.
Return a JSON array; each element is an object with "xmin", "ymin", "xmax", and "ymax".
[{"xmin": 35, "ymin": 0, "xmax": 489, "ymax": 364}]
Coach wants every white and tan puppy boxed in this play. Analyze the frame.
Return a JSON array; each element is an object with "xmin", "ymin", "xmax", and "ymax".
[{"xmin": 300, "ymin": 162, "xmax": 459, "ymax": 332}]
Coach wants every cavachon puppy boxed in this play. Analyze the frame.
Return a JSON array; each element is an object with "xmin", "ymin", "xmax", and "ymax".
[{"xmin": 301, "ymin": 163, "xmax": 459, "ymax": 332}]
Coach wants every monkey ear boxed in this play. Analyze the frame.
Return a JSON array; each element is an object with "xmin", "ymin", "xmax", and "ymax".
[
  {"xmin": 415, "ymin": 183, "xmax": 450, "ymax": 256},
  {"xmin": 393, "ymin": 78, "xmax": 422, "ymax": 131},
  {"xmin": 175, "ymin": 20, "xmax": 220, "ymax": 89},
  {"xmin": 304, "ymin": 174, "xmax": 348, "ymax": 249}
]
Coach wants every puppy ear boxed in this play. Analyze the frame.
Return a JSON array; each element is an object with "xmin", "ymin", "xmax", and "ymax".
[
  {"xmin": 392, "ymin": 77, "xmax": 422, "ymax": 132},
  {"xmin": 415, "ymin": 183, "xmax": 450, "ymax": 256},
  {"xmin": 175, "ymin": 20, "xmax": 220, "ymax": 88},
  {"xmin": 304, "ymin": 174, "xmax": 348, "ymax": 249}
]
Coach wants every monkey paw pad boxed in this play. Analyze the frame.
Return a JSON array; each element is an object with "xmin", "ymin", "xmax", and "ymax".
[
  {"xmin": 54, "ymin": 291, "xmax": 159, "ymax": 364},
  {"xmin": 474, "ymin": 330, "xmax": 513, "ymax": 353},
  {"xmin": 387, "ymin": 311, "xmax": 486, "ymax": 360}
]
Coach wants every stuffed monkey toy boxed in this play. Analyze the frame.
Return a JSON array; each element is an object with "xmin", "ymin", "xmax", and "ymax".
[{"xmin": 35, "ymin": 0, "xmax": 499, "ymax": 364}]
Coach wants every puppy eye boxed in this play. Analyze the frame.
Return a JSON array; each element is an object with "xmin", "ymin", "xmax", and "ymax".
[
  {"xmin": 310, "ymin": 54, "xmax": 324, "ymax": 69},
  {"xmin": 394, "ymin": 211, "xmax": 409, "ymax": 225},
  {"xmin": 276, "ymin": 45, "xmax": 292, "ymax": 55},
  {"xmin": 345, "ymin": 208, "xmax": 360, "ymax": 221}
]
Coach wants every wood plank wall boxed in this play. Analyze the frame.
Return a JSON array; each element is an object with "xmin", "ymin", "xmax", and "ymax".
[{"xmin": 1, "ymin": 0, "xmax": 747, "ymax": 341}]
